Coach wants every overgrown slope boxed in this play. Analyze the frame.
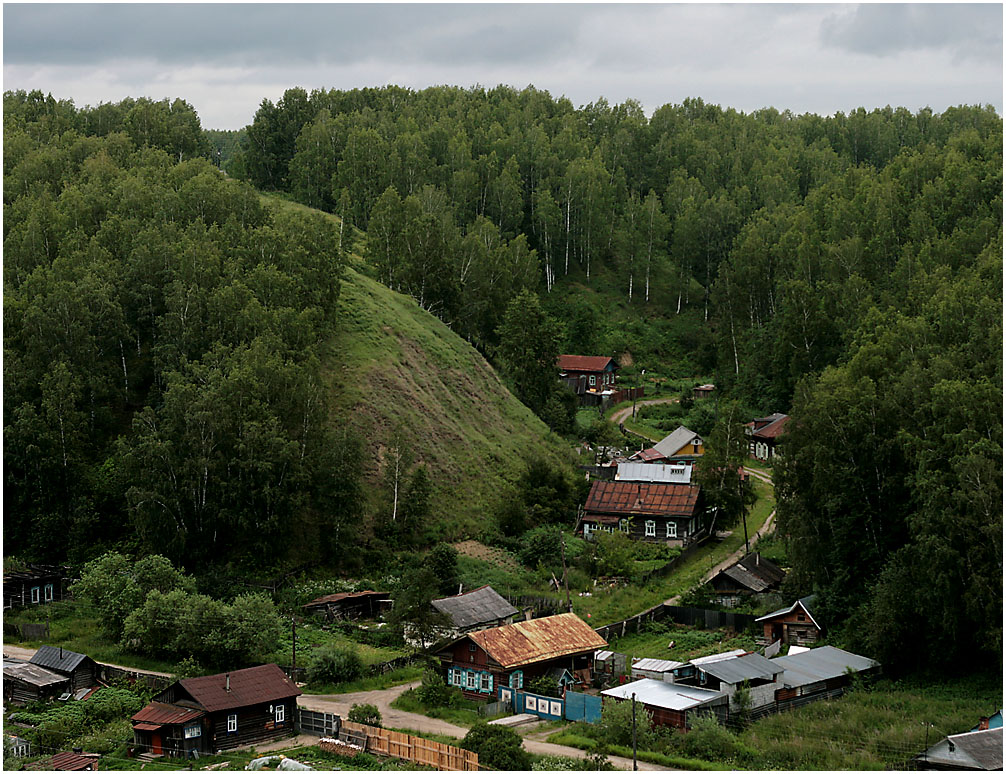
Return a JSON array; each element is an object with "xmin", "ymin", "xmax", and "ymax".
[{"xmin": 266, "ymin": 197, "xmax": 575, "ymax": 539}]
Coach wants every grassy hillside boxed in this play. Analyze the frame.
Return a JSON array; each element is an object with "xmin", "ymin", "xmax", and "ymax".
[{"xmin": 262, "ymin": 195, "xmax": 574, "ymax": 541}]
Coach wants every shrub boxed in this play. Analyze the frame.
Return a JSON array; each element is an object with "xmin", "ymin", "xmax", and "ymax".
[
  {"xmin": 307, "ymin": 644, "xmax": 364, "ymax": 684},
  {"xmin": 348, "ymin": 703, "xmax": 382, "ymax": 727},
  {"xmin": 674, "ymin": 713, "xmax": 751, "ymax": 763},
  {"xmin": 416, "ymin": 667, "xmax": 463, "ymax": 708},
  {"xmin": 532, "ymin": 754, "xmax": 587, "ymax": 770},
  {"xmin": 461, "ymin": 722, "xmax": 531, "ymax": 771},
  {"xmin": 597, "ymin": 696, "xmax": 657, "ymax": 750}
]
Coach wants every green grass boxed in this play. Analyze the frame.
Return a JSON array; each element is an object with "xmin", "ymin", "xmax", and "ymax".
[
  {"xmin": 304, "ymin": 665, "xmax": 423, "ymax": 695},
  {"xmin": 607, "ymin": 623, "xmax": 759, "ymax": 662},
  {"xmin": 390, "ymin": 687, "xmax": 493, "ymax": 728}
]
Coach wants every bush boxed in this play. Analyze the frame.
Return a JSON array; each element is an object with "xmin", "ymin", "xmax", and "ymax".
[
  {"xmin": 307, "ymin": 644, "xmax": 364, "ymax": 684},
  {"xmin": 532, "ymin": 754, "xmax": 588, "ymax": 770},
  {"xmin": 597, "ymin": 696, "xmax": 657, "ymax": 750},
  {"xmin": 416, "ymin": 667, "xmax": 463, "ymax": 708},
  {"xmin": 673, "ymin": 713, "xmax": 751, "ymax": 763},
  {"xmin": 461, "ymin": 722, "xmax": 531, "ymax": 771},
  {"xmin": 348, "ymin": 703, "xmax": 382, "ymax": 727}
]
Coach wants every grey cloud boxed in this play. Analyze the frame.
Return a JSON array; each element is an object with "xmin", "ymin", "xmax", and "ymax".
[
  {"xmin": 3, "ymin": 4, "xmax": 585, "ymax": 67},
  {"xmin": 820, "ymin": 4, "xmax": 1002, "ymax": 62}
]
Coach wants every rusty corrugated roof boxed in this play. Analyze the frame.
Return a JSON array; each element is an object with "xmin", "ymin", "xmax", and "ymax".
[
  {"xmin": 752, "ymin": 414, "xmax": 790, "ymax": 440},
  {"xmin": 584, "ymin": 480, "xmax": 700, "ymax": 517},
  {"xmin": 557, "ymin": 355, "xmax": 616, "ymax": 373},
  {"xmin": 303, "ymin": 590, "xmax": 390, "ymax": 609},
  {"xmin": 132, "ymin": 701, "xmax": 205, "ymax": 726},
  {"xmin": 468, "ymin": 613, "xmax": 607, "ymax": 668},
  {"xmin": 179, "ymin": 663, "xmax": 301, "ymax": 713}
]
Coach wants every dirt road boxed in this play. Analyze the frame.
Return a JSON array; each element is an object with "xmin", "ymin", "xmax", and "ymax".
[
  {"xmin": 1, "ymin": 644, "xmax": 173, "ymax": 677},
  {"xmin": 608, "ymin": 397, "xmax": 678, "ymax": 431},
  {"xmin": 300, "ymin": 682, "xmax": 675, "ymax": 770}
]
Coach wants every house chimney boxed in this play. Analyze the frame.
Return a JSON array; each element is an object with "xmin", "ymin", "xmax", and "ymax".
[
  {"xmin": 72, "ymin": 747, "xmax": 83, "ymax": 754},
  {"xmin": 60, "ymin": 646, "xmax": 63, "ymax": 660},
  {"xmin": 225, "ymin": 673, "xmax": 230, "ymax": 692},
  {"xmin": 979, "ymin": 717, "xmax": 989, "ymax": 731}
]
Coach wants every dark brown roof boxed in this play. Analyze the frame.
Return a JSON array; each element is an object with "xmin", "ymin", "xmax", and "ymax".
[
  {"xmin": 584, "ymin": 480, "xmax": 701, "ymax": 518},
  {"xmin": 717, "ymin": 553, "xmax": 786, "ymax": 593},
  {"xmin": 132, "ymin": 701, "xmax": 206, "ymax": 726},
  {"xmin": 557, "ymin": 355, "xmax": 616, "ymax": 373},
  {"xmin": 302, "ymin": 590, "xmax": 390, "ymax": 610},
  {"xmin": 750, "ymin": 414, "xmax": 790, "ymax": 439},
  {"xmin": 462, "ymin": 613, "xmax": 607, "ymax": 669},
  {"xmin": 27, "ymin": 752, "xmax": 98, "ymax": 771},
  {"xmin": 178, "ymin": 664, "xmax": 301, "ymax": 712},
  {"xmin": 630, "ymin": 448, "xmax": 667, "ymax": 462}
]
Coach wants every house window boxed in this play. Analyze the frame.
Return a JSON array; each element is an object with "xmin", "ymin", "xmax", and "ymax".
[
  {"xmin": 619, "ymin": 519, "xmax": 630, "ymax": 533},
  {"xmin": 589, "ymin": 376, "xmax": 596, "ymax": 386},
  {"xmin": 227, "ymin": 714, "xmax": 237, "ymax": 733},
  {"xmin": 184, "ymin": 724, "xmax": 201, "ymax": 739},
  {"xmin": 645, "ymin": 521, "xmax": 656, "ymax": 537},
  {"xmin": 30, "ymin": 587, "xmax": 40, "ymax": 604},
  {"xmin": 666, "ymin": 522, "xmax": 677, "ymax": 539},
  {"xmin": 481, "ymin": 673, "xmax": 491, "ymax": 693},
  {"xmin": 467, "ymin": 671, "xmax": 477, "ymax": 690},
  {"xmin": 510, "ymin": 671, "xmax": 523, "ymax": 689},
  {"xmin": 469, "ymin": 642, "xmax": 477, "ymax": 651},
  {"xmin": 44, "ymin": 584, "xmax": 54, "ymax": 602},
  {"xmin": 583, "ymin": 523, "xmax": 592, "ymax": 537},
  {"xmin": 275, "ymin": 704, "xmax": 285, "ymax": 724}
]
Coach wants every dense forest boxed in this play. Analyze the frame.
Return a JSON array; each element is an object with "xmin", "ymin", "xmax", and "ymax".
[{"xmin": 3, "ymin": 86, "xmax": 1001, "ymax": 671}]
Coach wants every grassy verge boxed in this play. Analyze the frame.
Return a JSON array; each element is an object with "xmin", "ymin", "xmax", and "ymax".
[
  {"xmin": 390, "ymin": 687, "xmax": 499, "ymax": 728},
  {"xmin": 303, "ymin": 665, "xmax": 423, "ymax": 695}
]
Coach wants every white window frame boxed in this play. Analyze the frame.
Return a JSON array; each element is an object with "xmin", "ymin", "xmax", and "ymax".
[
  {"xmin": 481, "ymin": 672, "xmax": 491, "ymax": 692},
  {"xmin": 274, "ymin": 704, "xmax": 285, "ymax": 723},
  {"xmin": 666, "ymin": 522, "xmax": 677, "ymax": 539},
  {"xmin": 44, "ymin": 584, "xmax": 54, "ymax": 602},
  {"xmin": 227, "ymin": 714, "xmax": 238, "ymax": 733},
  {"xmin": 619, "ymin": 519, "xmax": 630, "ymax": 534},
  {"xmin": 467, "ymin": 671, "xmax": 477, "ymax": 690},
  {"xmin": 30, "ymin": 586, "xmax": 40, "ymax": 604},
  {"xmin": 184, "ymin": 724, "xmax": 201, "ymax": 739},
  {"xmin": 589, "ymin": 375, "xmax": 596, "ymax": 386},
  {"xmin": 645, "ymin": 520, "xmax": 656, "ymax": 537}
]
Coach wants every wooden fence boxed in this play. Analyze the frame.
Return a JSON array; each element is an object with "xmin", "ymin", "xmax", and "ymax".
[
  {"xmin": 99, "ymin": 664, "xmax": 171, "ymax": 692},
  {"xmin": 338, "ymin": 720, "xmax": 479, "ymax": 771}
]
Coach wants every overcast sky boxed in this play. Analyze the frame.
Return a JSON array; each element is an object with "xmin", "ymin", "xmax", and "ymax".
[{"xmin": 4, "ymin": 3, "xmax": 1002, "ymax": 130}]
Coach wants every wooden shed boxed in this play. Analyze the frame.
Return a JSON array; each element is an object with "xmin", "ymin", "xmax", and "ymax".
[
  {"xmin": 28, "ymin": 646, "xmax": 98, "ymax": 691},
  {"xmin": 3, "ymin": 658, "xmax": 70, "ymax": 704},
  {"xmin": 601, "ymin": 678, "xmax": 727, "ymax": 729}
]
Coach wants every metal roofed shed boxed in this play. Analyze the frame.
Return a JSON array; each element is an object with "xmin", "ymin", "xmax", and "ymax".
[
  {"xmin": 431, "ymin": 585, "xmax": 518, "ymax": 631},
  {"xmin": 631, "ymin": 657, "xmax": 684, "ymax": 680},
  {"xmin": 616, "ymin": 462, "xmax": 692, "ymax": 484},
  {"xmin": 773, "ymin": 645, "xmax": 880, "ymax": 689},
  {"xmin": 917, "ymin": 727, "xmax": 1003, "ymax": 771},
  {"xmin": 688, "ymin": 649, "xmax": 747, "ymax": 666},
  {"xmin": 602, "ymin": 678, "xmax": 728, "ymax": 729},
  {"xmin": 653, "ymin": 427, "xmax": 703, "ymax": 459},
  {"xmin": 697, "ymin": 652, "xmax": 783, "ymax": 685},
  {"xmin": 28, "ymin": 645, "xmax": 89, "ymax": 674},
  {"xmin": 3, "ymin": 660, "xmax": 71, "ymax": 704}
]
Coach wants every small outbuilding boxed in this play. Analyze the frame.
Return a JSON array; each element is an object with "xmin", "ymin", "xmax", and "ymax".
[
  {"xmin": 630, "ymin": 657, "xmax": 684, "ymax": 681},
  {"xmin": 916, "ymin": 727, "xmax": 1003, "ymax": 770},
  {"xmin": 707, "ymin": 553, "xmax": 786, "ymax": 605},
  {"xmin": 755, "ymin": 595, "xmax": 822, "ymax": 646},
  {"xmin": 772, "ymin": 645, "xmax": 880, "ymax": 702},
  {"xmin": 602, "ymin": 678, "xmax": 728, "ymax": 729},
  {"xmin": 26, "ymin": 751, "xmax": 100, "ymax": 770},
  {"xmin": 302, "ymin": 590, "xmax": 391, "ymax": 621},
  {"xmin": 28, "ymin": 646, "xmax": 98, "ymax": 692},
  {"xmin": 431, "ymin": 585, "xmax": 519, "ymax": 637},
  {"xmin": 3, "ymin": 658, "xmax": 70, "ymax": 704}
]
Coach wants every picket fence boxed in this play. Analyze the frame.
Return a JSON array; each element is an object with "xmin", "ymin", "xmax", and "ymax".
[{"xmin": 338, "ymin": 719, "xmax": 480, "ymax": 771}]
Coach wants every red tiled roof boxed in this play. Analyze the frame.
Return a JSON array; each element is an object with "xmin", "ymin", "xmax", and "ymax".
[
  {"xmin": 466, "ymin": 613, "xmax": 607, "ymax": 669},
  {"xmin": 752, "ymin": 414, "xmax": 790, "ymax": 440},
  {"xmin": 27, "ymin": 752, "xmax": 97, "ymax": 771},
  {"xmin": 179, "ymin": 664, "xmax": 301, "ymax": 713},
  {"xmin": 630, "ymin": 448, "xmax": 666, "ymax": 462},
  {"xmin": 584, "ymin": 480, "xmax": 701, "ymax": 517},
  {"xmin": 557, "ymin": 355, "xmax": 616, "ymax": 373},
  {"xmin": 132, "ymin": 701, "xmax": 205, "ymax": 726}
]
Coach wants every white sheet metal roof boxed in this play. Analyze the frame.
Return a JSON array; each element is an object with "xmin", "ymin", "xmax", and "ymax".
[
  {"xmin": 616, "ymin": 463, "xmax": 692, "ymax": 484},
  {"xmin": 631, "ymin": 657, "xmax": 684, "ymax": 674},
  {"xmin": 602, "ymin": 678, "xmax": 725, "ymax": 711},
  {"xmin": 595, "ymin": 650, "xmax": 614, "ymax": 661},
  {"xmin": 653, "ymin": 427, "xmax": 702, "ymax": 458},
  {"xmin": 688, "ymin": 649, "xmax": 747, "ymax": 666},
  {"xmin": 773, "ymin": 645, "xmax": 879, "ymax": 688}
]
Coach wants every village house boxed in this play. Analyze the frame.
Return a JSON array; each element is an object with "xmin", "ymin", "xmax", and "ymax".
[
  {"xmin": 615, "ymin": 462, "xmax": 692, "ymax": 484},
  {"xmin": 746, "ymin": 413, "xmax": 790, "ymax": 461},
  {"xmin": 430, "ymin": 585, "xmax": 519, "ymax": 639},
  {"xmin": 602, "ymin": 679, "xmax": 728, "ymax": 729},
  {"xmin": 630, "ymin": 426, "xmax": 705, "ymax": 466},
  {"xmin": 557, "ymin": 355, "xmax": 618, "ymax": 393},
  {"xmin": 3, "ymin": 564, "xmax": 69, "ymax": 609},
  {"xmin": 580, "ymin": 479, "xmax": 705, "ymax": 545},
  {"xmin": 131, "ymin": 664, "xmax": 301, "ymax": 757},
  {"xmin": 302, "ymin": 590, "xmax": 391, "ymax": 621},
  {"xmin": 770, "ymin": 645, "xmax": 880, "ymax": 703},
  {"xmin": 706, "ymin": 552, "xmax": 786, "ymax": 606},
  {"xmin": 755, "ymin": 595, "xmax": 822, "ymax": 646},
  {"xmin": 670, "ymin": 651, "xmax": 784, "ymax": 712},
  {"xmin": 28, "ymin": 646, "xmax": 98, "ymax": 692},
  {"xmin": 435, "ymin": 612, "xmax": 606, "ymax": 700}
]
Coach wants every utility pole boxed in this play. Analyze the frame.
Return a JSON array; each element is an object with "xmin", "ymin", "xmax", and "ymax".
[
  {"xmin": 559, "ymin": 527, "xmax": 572, "ymax": 613},
  {"xmin": 631, "ymin": 692, "xmax": 638, "ymax": 771},
  {"xmin": 291, "ymin": 617, "xmax": 297, "ymax": 675}
]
